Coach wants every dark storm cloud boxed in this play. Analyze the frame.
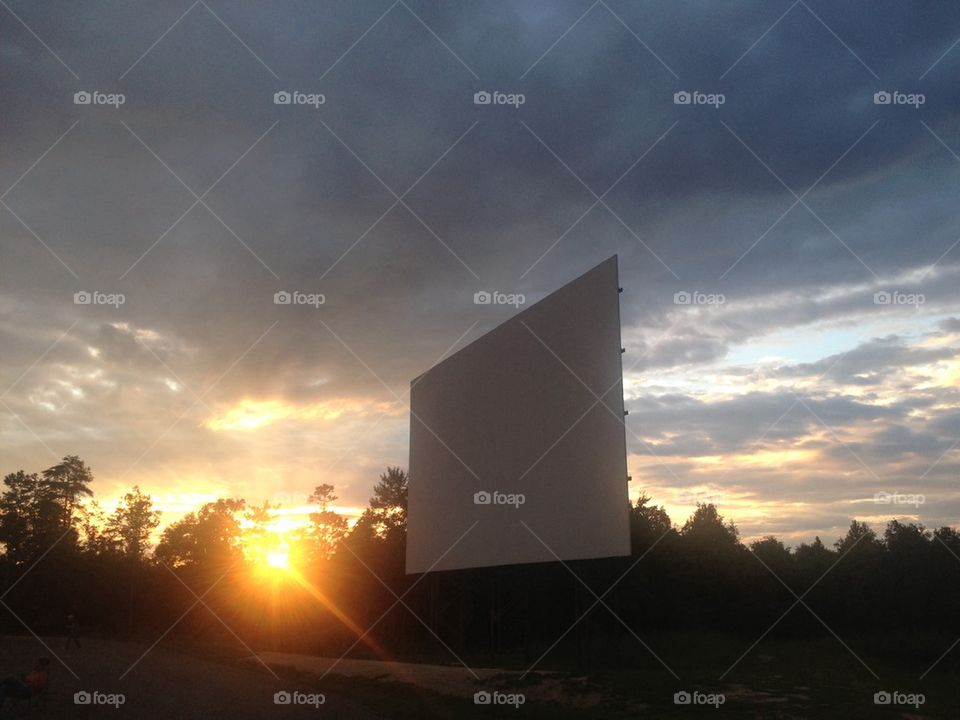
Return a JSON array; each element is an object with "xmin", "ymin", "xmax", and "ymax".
[
  {"xmin": 5, "ymin": 1, "xmax": 960, "ymax": 305},
  {"xmin": 2, "ymin": 1, "xmax": 960, "ymax": 532},
  {"xmin": 837, "ymin": 422, "xmax": 949, "ymax": 461},
  {"xmin": 630, "ymin": 389, "xmax": 905, "ymax": 456},
  {"xmin": 629, "ymin": 327, "xmax": 730, "ymax": 369}
]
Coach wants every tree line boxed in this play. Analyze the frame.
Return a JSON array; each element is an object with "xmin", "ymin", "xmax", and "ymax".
[{"xmin": 0, "ymin": 456, "xmax": 957, "ymax": 671}]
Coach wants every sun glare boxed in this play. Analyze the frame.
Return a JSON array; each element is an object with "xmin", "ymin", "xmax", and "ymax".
[
  {"xmin": 266, "ymin": 550, "xmax": 290, "ymax": 570},
  {"xmin": 244, "ymin": 532, "xmax": 295, "ymax": 577}
]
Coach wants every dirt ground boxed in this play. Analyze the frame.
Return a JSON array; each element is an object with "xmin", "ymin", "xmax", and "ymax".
[
  {"xmin": 0, "ymin": 636, "xmax": 953, "ymax": 718},
  {"xmin": 259, "ymin": 651, "xmax": 509, "ymax": 696},
  {"xmin": 258, "ymin": 651, "xmax": 625, "ymax": 712},
  {"xmin": 0, "ymin": 636, "xmax": 375, "ymax": 719},
  {"xmin": 0, "ymin": 639, "xmax": 643, "ymax": 718}
]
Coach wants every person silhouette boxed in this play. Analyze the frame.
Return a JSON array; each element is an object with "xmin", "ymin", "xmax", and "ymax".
[{"xmin": 64, "ymin": 613, "xmax": 81, "ymax": 649}]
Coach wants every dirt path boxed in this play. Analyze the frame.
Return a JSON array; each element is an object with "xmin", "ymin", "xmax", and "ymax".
[
  {"xmin": 258, "ymin": 651, "xmax": 505, "ymax": 697},
  {"xmin": 257, "ymin": 651, "xmax": 629, "ymax": 713}
]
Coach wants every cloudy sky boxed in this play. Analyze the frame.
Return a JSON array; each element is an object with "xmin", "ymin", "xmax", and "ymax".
[{"xmin": 1, "ymin": 0, "xmax": 958, "ymax": 544}]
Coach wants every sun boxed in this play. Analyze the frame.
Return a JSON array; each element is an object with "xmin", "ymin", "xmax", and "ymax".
[
  {"xmin": 246, "ymin": 541, "xmax": 296, "ymax": 583},
  {"xmin": 266, "ymin": 550, "xmax": 290, "ymax": 570}
]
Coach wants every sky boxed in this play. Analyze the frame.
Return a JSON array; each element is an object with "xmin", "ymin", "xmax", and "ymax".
[{"xmin": 1, "ymin": 0, "xmax": 958, "ymax": 546}]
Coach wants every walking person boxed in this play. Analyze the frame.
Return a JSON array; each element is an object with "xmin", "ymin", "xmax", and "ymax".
[{"xmin": 64, "ymin": 613, "xmax": 81, "ymax": 649}]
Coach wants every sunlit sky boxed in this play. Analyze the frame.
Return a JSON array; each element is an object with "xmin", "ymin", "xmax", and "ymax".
[{"xmin": 1, "ymin": 1, "xmax": 958, "ymax": 546}]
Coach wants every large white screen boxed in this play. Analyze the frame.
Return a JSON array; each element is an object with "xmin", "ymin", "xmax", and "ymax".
[{"xmin": 406, "ymin": 256, "xmax": 630, "ymax": 573}]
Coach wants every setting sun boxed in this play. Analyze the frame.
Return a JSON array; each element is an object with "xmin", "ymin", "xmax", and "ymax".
[
  {"xmin": 244, "ymin": 531, "xmax": 297, "ymax": 577},
  {"xmin": 266, "ymin": 550, "xmax": 290, "ymax": 570}
]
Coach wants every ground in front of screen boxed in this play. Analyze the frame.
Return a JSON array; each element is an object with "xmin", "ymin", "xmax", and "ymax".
[{"xmin": 0, "ymin": 633, "xmax": 954, "ymax": 718}]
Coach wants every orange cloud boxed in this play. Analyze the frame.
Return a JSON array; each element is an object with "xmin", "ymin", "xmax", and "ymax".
[{"xmin": 204, "ymin": 397, "xmax": 401, "ymax": 431}]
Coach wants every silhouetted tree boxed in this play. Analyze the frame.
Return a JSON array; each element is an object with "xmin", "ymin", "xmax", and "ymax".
[
  {"xmin": 794, "ymin": 535, "xmax": 836, "ymax": 586},
  {"xmin": 107, "ymin": 486, "xmax": 160, "ymax": 560},
  {"xmin": 681, "ymin": 503, "xmax": 740, "ymax": 548},
  {"xmin": 1, "ymin": 455, "xmax": 957, "ymax": 666},
  {"xmin": 884, "ymin": 519, "xmax": 930, "ymax": 557},
  {"xmin": 244, "ymin": 499, "xmax": 278, "ymax": 544},
  {"xmin": 751, "ymin": 536, "xmax": 792, "ymax": 573},
  {"xmin": 0, "ymin": 456, "xmax": 94, "ymax": 563},
  {"xmin": 629, "ymin": 492, "xmax": 672, "ymax": 553},
  {"xmin": 81, "ymin": 500, "xmax": 120, "ymax": 556},
  {"xmin": 155, "ymin": 498, "xmax": 245, "ymax": 569},
  {"xmin": 42, "ymin": 455, "xmax": 94, "ymax": 512},
  {"xmin": 835, "ymin": 519, "xmax": 881, "ymax": 555},
  {"xmin": 307, "ymin": 484, "xmax": 348, "ymax": 561},
  {"xmin": 351, "ymin": 467, "xmax": 408, "ymax": 543}
]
